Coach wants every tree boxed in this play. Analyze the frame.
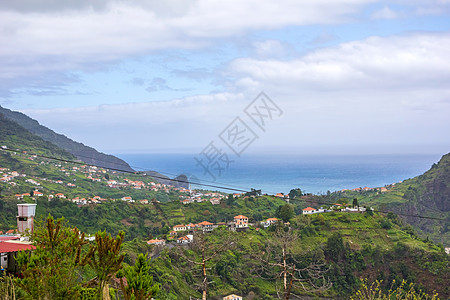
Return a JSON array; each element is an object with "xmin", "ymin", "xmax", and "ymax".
[
  {"xmin": 352, "ymin": 198, "xmax": 358, "ymax": 208},
  {"xmin": 16, "ymin": 214, "xmax": 89, "ymax": 299},
  {"xmin": 277, "ymin": 204, "xmax": 295, "ymax": 223},
  {"xmin": 117, "ymin": 253, "xmax": 159, "ymax": 300},
  {"xmin": 289, "ymin": 188, "xmax": 302, "ymax": 200},
  {"xmin": 226, "ymin": 194, "xmax": 236, "ymax": 206},
  {"xmin": 86, "ymin": 230, "xmax": 125, "ymax": 300},
  {"xmin": 325, "ymin": 232, "xmax": 345, "ymax": 261},
  {"xmin": 178, "ymin": 231, "xmax": 235, "ymax": 300},
  {"xmin": 257, "ymin": 227, "xmax": 331, "ymax": 299}
]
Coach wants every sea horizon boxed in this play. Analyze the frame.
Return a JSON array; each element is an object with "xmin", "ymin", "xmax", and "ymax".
[{"xmin": 115, "ymin": 152, "xmax": 444, "ymax": 195}]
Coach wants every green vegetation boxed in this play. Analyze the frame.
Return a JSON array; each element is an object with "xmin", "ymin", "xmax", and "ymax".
[
  {"xmin": 1, "ymin": 109, "xmax": 449, "ymax": 299},
  {"xmin": 351, "ymin": 279, "xmax": 439, "ymax": 300},
  {"xmin": 324, "ymin": 152, "xmax": 450, "ymax": 246},
  {"xmin": 117, "ymin": 253, "xmax": 159, "ymax": 300},
  {"xmin": 16, "ymin": 215, "xmax": 88, "ymax": 299},
  {"xmin": 141, "ymin": 212, "xmax": 448, "ymax": 299},
  {"xmin": 10, "ymin": 215, "xmax": 159, "ymax": 300}
]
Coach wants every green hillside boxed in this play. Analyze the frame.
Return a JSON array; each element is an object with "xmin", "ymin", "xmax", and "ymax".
[
  {"xmin": 0, "ymin": 105, "xmax": 135, "ymax": 172},
  {"xmin": 1, "ymin": 112, "xmax": 449, "ymax": 299},
  {"xmin": 0, "ymin": 113, "xmax": 74, "ymax": 160},
  {"xmin": 330, "ymin": 153, "xmax": 450, "ymax": 247},
  {"xmin": 140, "ymin": 212, "xmax": 449, "ymax": 299}
]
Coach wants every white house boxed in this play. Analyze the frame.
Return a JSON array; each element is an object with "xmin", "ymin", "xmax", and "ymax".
[
  {"xmin": 262, "ymin": 217, "xmax": 278, "ymax": 228},
  {"xmin": 173, "ymin": 224, "xmax": 187, "ymax": 232},
  {"xmin": 147, "ymin": 239, "xmax": 166, "ymax": 246},
  {"xmin": 177, "ymin": 235, "xmax": 193, "ymax": 244},
  {"xmin": 302, "ymin": 207, "xmax": 317, "ymax": 214},
  {"xmin": 234, "ymin": 215, "xmax": 248, "ymax": 229}
]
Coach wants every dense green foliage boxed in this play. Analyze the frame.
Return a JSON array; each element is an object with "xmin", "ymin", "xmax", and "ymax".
[
  {"xmin": 138, "ymin": 213, "xmax": 448, "ymax": 299},
  {"xmin": 117, "ymin": 253, "xmax": 159, "ymax": 300},
  {"xmin": 16, "ymin": 216, "xmax": 90, "ymax": 299}
]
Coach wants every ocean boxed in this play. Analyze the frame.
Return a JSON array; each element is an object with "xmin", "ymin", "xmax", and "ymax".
[{"xmin": 116, "ymin": 153, "xmax": 443, "ymax": 195}]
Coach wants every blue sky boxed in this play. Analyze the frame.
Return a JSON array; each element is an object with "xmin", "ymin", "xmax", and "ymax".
[{"xmin": 1, "ymin": 0, "xmax": 450, "ymax": 155}]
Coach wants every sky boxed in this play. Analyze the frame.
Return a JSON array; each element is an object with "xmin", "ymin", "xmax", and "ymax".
[{"xmin": 1, "ymin": 0, "xmax": 450, "ymax": 157}]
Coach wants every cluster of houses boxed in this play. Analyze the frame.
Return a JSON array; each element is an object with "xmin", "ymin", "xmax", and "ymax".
[
  {"xmin": 180, "ymin": 192, "xmax": 225, "ymax": 205},
  {"xmin": 147, "ymin": 216, "xmax": 282, "ymax": 246},
  {"xmin": 302, "ymin": 204, "xmax": 370, "ymax": 215},
  {"xmin": 172, "ymin": 215, "xmax": 250, "ymax": 234},
  {"xmin": 0, "ymin": 168, "xmax": 26, "ymax": 186},
  {"xmin": 340, "ymin": 185, "xmax": 393, "ymax": 193},
  {"xmin": 2, "ymin": 149, "xmax": 230, "ymax": 208}
]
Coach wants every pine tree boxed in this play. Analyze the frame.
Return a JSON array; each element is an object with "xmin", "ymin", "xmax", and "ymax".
[{"xmin": 117, "ymin": 253, "xmax": 159, "ymax": 300}]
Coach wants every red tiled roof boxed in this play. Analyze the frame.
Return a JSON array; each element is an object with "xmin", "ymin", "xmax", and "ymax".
[
  {"xmin": 147, "ymin": 239, "xmax": 164, "ymax": 244},
  {"xmin": 234, "ymin": 215, "xmax": 247, "ymax": 219},
  {"xmin": 0, "ymin": 242, "xmax": 36, "ymax": 253},
  {"xmin": 198, "ymin": 221, "xmax": 213, "ymax": 226},
  {"xmin": 303, "ymin": 207, "xmax": 316, "ymax": 211}
]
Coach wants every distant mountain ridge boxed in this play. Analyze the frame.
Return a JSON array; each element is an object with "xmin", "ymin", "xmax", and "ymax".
[
  {"xmin": 0, "ymin": 113, "xmax": 74, "ymax": 160},
  {"xmin": 0, "ymin": 105, "xmax": 135, "ymax": 172},
  {"xmin": 374, "ymin": 152, "xmax": 450, "ymax": 246}
]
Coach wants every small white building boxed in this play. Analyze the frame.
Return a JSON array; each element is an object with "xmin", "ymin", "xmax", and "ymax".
[
  {"xmin": 302, "ymin": 207, "xmax": 317, "ymax": 214},
  {"xmin": 262, "ymin": 218, "xmax": 278, "ymax": 228},
  {"xmin": 173, "ymin": 224, "xmax": 187, "ymax": 232},
  {"xmin": 177, "ymin": 235, "xmax": 193, "ymax": 244},
  {"xmin": 147, "ymin": 239, "xmax": 166, "ymax": 246}
]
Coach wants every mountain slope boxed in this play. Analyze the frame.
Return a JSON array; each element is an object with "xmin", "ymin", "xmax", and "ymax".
[
  {"xmin": 0, "ymin": 113, "xmax": 74, "ymax": 160},
  {"xmin": 365, "ymin": 152, "xmax": 450, "ymax": 246},
  {"xmin": 0, "ymin": 106, "xmax": 135, "ymax": 172}
]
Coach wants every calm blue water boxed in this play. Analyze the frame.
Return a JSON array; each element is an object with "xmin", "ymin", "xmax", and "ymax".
[{"xmin": 116, "ymin": 153, "xmax": 443, "ymax": 195}]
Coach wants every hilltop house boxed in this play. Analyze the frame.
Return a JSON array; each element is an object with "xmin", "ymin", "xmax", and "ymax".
[
  {"xmin": 173, "ymin": 224, "xmax": 187, "ymax": 232},
  {"xmin": 230, "ymin": 215, "xmax": 248, "ymax": 231},
  {"xmin": 197, "ymin": 221, "xmax": 214, "ymax": 232},
  {"xmin": 121, "ymin": 196, "xmax": 133, "ymax": 202},
  {"xmin": 32, "ymin": 190, "xmax": 43, "ymax": 197},
  {"xmin": 262, "ymin": 217, "xmax": 278, "ymax": 228},
  {"xmin": 147, "ymin": 239, "xmax": 166, "ymax": 246},
  {"xmin": 302, "ymin": 207, "xmax": 317, "ymax": 214},
  {"xmin": 186, "ymin": 223, "xmax": 197, "ymax": 230},
  {"xmin": 177, "ymin": 235, "xmax": 193, "ymax": 244}
]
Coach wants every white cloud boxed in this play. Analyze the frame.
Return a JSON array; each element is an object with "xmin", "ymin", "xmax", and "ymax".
[
  {"xmin": 253, "ymin": 40, "xmax": 290, "ymax": 58},
  {"xmin": 372, "ymin": 6, "xmax": 399, "ymax": 19},
  {"xmin": 0, "ymin": 0, "xmax": 373, "ymax": 81},
  {"xmin": 229, "ymin": 33, "xmax": 450, "ymax": 93}
]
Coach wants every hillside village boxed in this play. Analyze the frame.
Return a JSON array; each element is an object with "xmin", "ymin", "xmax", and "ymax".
[
  {"xmin": 0, "ymin": 147, "xmax": 229, "ymax": 206},
  {"xmin": 1, "ymin": 145, "xmax": 381, "ymax": 243},
  {"xmin": 1, "ymin": 144, "xmax": 450, "ymax": 298}
]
